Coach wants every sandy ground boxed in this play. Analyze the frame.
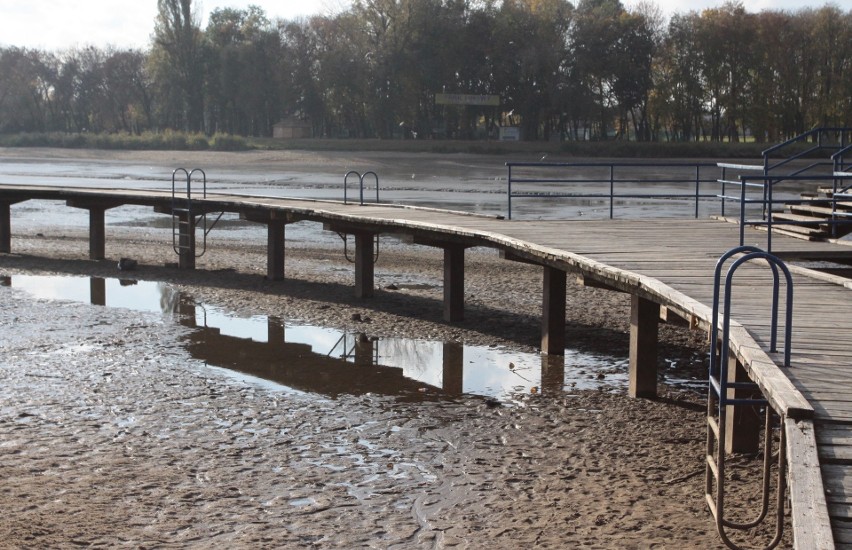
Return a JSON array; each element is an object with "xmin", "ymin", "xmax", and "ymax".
[{"xmin": 0, "ymin": 149, "xmax": 790, "ymax": 548}]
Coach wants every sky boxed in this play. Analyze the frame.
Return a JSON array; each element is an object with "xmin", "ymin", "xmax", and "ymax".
[{"xmin": 0, "ymin": 0, "xmax": 847, "ymax": 51}]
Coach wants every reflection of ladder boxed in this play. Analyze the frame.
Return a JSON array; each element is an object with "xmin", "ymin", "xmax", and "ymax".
[
  {"xmin": 705, "ymin": 246, "xmax": 793, "ymax": 550},
  {"xmin": 328, "ymin": 332, "xmax": 379, "ymax": 365}
]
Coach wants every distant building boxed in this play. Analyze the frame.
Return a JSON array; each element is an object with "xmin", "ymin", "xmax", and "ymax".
[{"xmin": 273, "ymin": 116, "xmax": 312, "ymax": 139}]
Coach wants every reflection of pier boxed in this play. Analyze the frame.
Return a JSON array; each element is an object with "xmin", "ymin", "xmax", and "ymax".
[{"xmin": 175, "ymin": 300, "xmax": 566, "ymax": 398}]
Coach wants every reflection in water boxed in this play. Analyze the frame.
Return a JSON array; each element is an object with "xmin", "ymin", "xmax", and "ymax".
[{"xmin": 3, "ymin": 274, "xmax": 643, "ymax": 400}]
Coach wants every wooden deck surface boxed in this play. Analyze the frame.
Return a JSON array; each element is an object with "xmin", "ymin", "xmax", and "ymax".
[{"xmin": 2, "ymin": 185, "xmax": 851, "ymax": 547}]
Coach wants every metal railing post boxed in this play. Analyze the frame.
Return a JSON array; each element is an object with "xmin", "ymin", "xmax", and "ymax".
[
  {"xmin": 739, "ymin": 176, "xmax": 747, "ymax": 247},
  {"xmin": 766, "ymin": 176, "xmax": 773, "ymax": 253},
  {"xmin": 344, "ymin": 170, "xmax": 360, "ymax": 205},
  {"xmin": 507, "ymin": 164, "xmax": 513, "ymax": 220},
  {"xmin": 695, "ymin": 164, "xmax": 701, "ymax": 218},
  {"xmin": 609, "ymin": 165, "xmax": 615, "ymax": 219}
]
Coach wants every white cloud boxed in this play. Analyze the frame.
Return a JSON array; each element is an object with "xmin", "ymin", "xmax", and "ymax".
[
  {"xmin": 0, "ymin": 0, "xmax": 348, "ymax": 51},
  {"xmin": 626, "ymin": 0, "xmax": 845, "ymax": 16},
  {"xmin": 0, "ymin": 0, "xmax": 841, "ymax": 51}
]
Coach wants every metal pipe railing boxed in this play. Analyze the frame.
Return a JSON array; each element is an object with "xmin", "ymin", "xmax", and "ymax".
[
  {"xmin": 729, "ymin": 173, "xmax": 852, "ymax": 252},
  {"xmin": 504, "ymin": 161, "xmax": 719, "ymax": 220}
]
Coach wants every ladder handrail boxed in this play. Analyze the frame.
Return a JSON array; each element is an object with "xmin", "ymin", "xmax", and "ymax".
[
  {"xmin": 706, "ymin": 247, "xmax": 793, "ymax": 550},
  {"xmin": 171, "ymin": 167, "xmax": 209, "ymax": 258},
  {"xmin": 343, "ymin": 170, "xmax": 380, "ymax": 205}
]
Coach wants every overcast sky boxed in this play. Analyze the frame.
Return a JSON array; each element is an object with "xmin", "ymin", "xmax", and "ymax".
[{"xmin": 0, "ymin": 0, "xmax": 846, "ymax": 51}]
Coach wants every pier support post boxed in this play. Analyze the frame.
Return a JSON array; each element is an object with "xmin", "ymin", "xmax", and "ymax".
[
  {"xmin": 725, "ymin": 357, "xmax": 762, "ymax": 454},
  {"xmin": 88, "ymin": 206, "xmax": 107, "ymax": 260},
  {"xmin": 442, "ymin": 342, "xmax": 464, "ymax": 395},
  {"xmin": 354, "ymin": 232, "xmax": 375, "ymax": 299},
  {"xmin": 407, "ymin": 236, "xmax": 471, "ymax": 322},
  {"xmin": 629, "ymin": 295, "xmax": 659, "ymax": 398},
  {"xmin": 0, "ymin": 201, "xmax": 12, "ymax": 254},
  {"xmin": 542, "ymin": 266, "xmax": 567, "ymax": 355},
  {"xmin": 242, "ymin": 212, "xmax": 292, "ymax": 281},
  {"xmin": 67, "ymin": 200, "xmax": 121, "ymax": 261},
  {"xmin": 266, "ymin": 220, "xmax": 287, "ymax": 281},
  {"xmin": 444, "ymin": 245, "xmax": 466, "ymax": 322}
]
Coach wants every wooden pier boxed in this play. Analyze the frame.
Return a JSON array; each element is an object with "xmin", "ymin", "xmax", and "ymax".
[{"xmin": 2, "ymin": 184, "xmax": 852, "ymax": 548}]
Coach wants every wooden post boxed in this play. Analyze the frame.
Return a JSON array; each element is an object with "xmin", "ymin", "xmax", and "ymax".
[
  {"xmin": 542, "ymin": 266, "xmax": 567, "ymax": 355},
  {"xmin": 267, "ymin": 220, "xmax": 286, "ymax": 280},
  {"xmin": 178, "ymin": 210, "xmax": 196, "ymax": 270},
  {"xmin": 67, "ymin": 200, "xmax": 119, "ymax": 260},
  {"xmin": 354, "ymin": 232, "xmax": 374, "ymax": 298},
  {"xmin": 629, "ymin": 295, "xmax": 659, "ymax": 398},
  {"xmin": 0, "ymin": 202, "xmax": 10, "ymax": 254},
  {"xmin": 442, "ymin": 342, "xmax": 464, "ymax": 395},
  {"xmin": 89, "ymin": 206, "xmax": 106, "ymax": 260},
  {"xmin": 444, "ymin": 245, "xmax": 465, "ymax": 322},
  {"xmin": 725, "ymin": 357, "xmax": 762, "ymax": 454}
]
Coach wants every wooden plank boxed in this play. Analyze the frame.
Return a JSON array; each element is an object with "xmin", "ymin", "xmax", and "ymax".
[{"xmin": 786, "ymin": 418, "xmax": 835, "ymax": 549}]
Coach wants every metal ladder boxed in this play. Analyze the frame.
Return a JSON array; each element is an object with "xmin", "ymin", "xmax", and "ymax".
[
  {"xmin": 705, "ymin": 245, "xmax": 793, "ymax": 550},
  {"xmin": 171, "ymin": 168, "xmax": 224, "ymax": 259},
  {"xmin": 340, "ymin": 170, "xmax": 381, "ymax": 263}
]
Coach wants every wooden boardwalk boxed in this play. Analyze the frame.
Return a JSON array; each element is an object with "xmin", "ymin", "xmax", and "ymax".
[{"xmin": 2, "ymin": 185, "xmax": 852, "ymax": 548}]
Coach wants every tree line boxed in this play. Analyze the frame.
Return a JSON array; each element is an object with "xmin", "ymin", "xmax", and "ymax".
[{"xmin": 0, "ymin": 0, "xmax": 849, "ymax": 143}]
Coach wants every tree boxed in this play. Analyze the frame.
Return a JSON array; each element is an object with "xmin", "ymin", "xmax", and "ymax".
[
  {"xmin": 151, "ymin": 0, "xmax": 205, "ymax": 132},
  {"xmin": 205, "ymin": 6, "xmax": 283, "ymax": 135}
]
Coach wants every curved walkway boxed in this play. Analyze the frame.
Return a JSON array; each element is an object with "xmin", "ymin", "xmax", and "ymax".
[{"xmin": 2, "ymin": 185, "xmax": 851, "ymax": 548}]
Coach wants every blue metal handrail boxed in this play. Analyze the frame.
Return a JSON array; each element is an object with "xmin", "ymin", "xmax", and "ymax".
[
  {"xmin": 706, "ymin": 246, "xmax": 792, "ymax": 549},
  {"xmin": 505, "ymin": 161, "xmax": 719, "ymax": 220},
  {"xmin": 763, "ymin": 127, "xmax": 852, "ymax": 175},
  {"xmin": 728, "ymin": 173, "xmax": 852, "ymax": 251}
]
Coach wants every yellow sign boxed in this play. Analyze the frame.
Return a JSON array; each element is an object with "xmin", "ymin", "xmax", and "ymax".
[{"xmin": 435, "ymin": 93, "xmax": 500, "ymax": 106}]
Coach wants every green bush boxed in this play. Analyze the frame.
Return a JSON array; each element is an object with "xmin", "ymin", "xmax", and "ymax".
[{"xmin": 210, "ymin": 133, "xmax": 248, "ymax": 151}]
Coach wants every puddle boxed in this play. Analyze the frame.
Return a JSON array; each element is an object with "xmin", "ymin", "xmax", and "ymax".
[{"xmin": 2, "ymin": 274, "xmax": 703, "ymax": 401}]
